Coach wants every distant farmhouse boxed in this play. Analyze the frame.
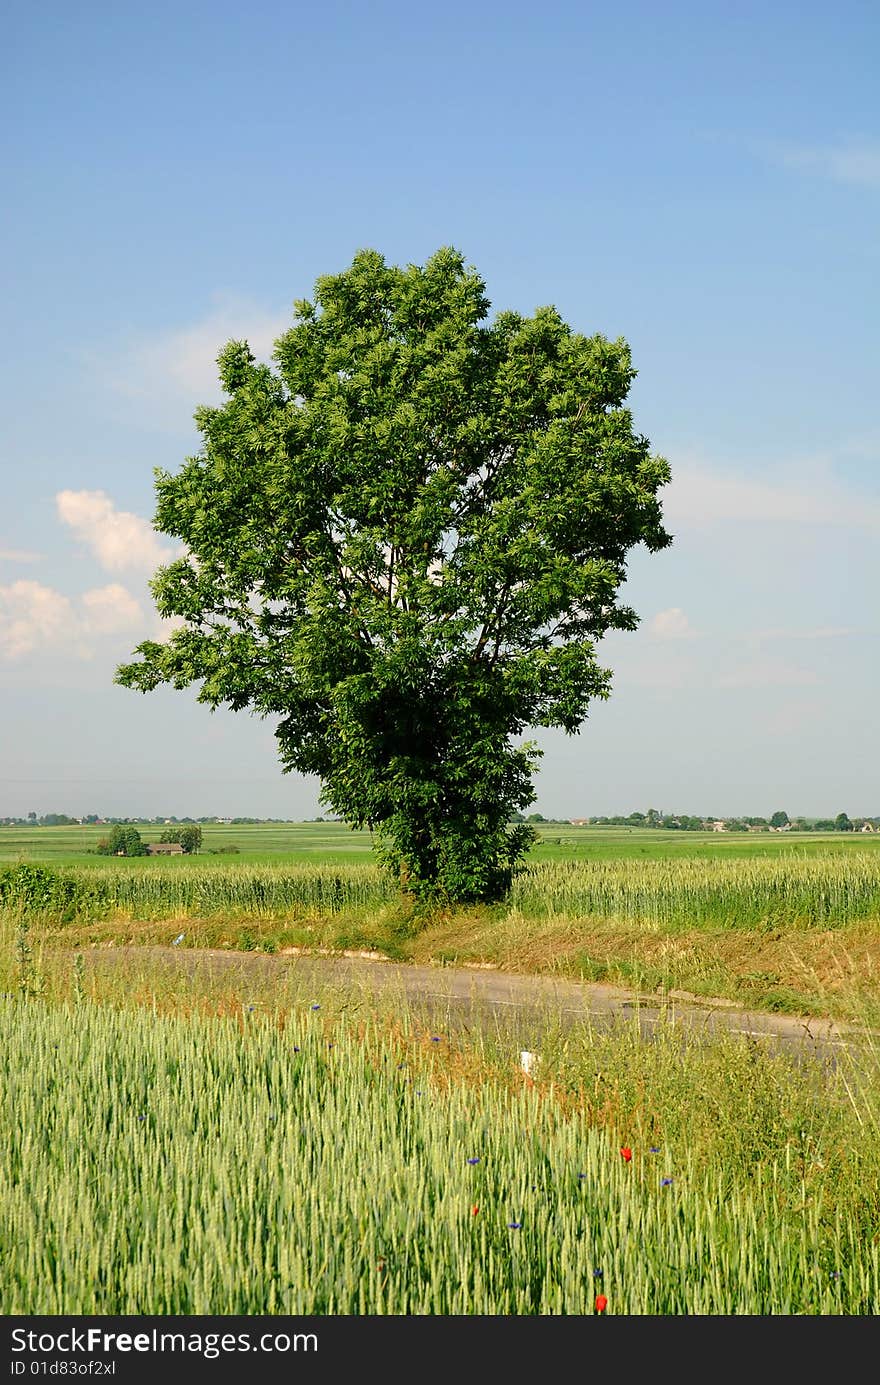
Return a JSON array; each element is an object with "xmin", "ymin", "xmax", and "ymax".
[{"xmin": 145, "ymin": 842, "xmax": 184, "ymax": 855}]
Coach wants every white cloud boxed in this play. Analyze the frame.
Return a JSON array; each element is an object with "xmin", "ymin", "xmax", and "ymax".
[
  {"xmin": 0, "ymin": 548, "xmax": 42, "ymax": 563},
  {"xmin": 767, "ymin": 139, "xmax": 880, "ymax": 188},
  {"xmin": 649, "ymin": 608, "xmax": 697, "ymax": 640},
  {"xmin": 2, "ymin": 488, "xmax": 196, "ymax": 664},
  {"xmin": 0, "ymin": 581, "xmax": 77, "ymax": 660},
  {"xmin": 56, "ymin": 489, "xmax": 174, "ymax": 574},
  {"xmin": 99, "ymin": 296, "xmax": 289, "ymax": 423},
  {"xmin": 80, "ymin": 584, "xmax": 144, "ymax": 635},
  {"xmin": 0, "ymin": 579, "xmax": 145, "ymax": 662},
  {"xmin": 666, "ymin": 459, "xmax": 880, "ymax": 534}
]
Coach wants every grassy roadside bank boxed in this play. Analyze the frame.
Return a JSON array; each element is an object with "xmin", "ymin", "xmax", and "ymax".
[
  {"xmin": 5, "ymin": 904, "xmax": 880, "ymax": 1028},
  {"xmin": 3, "ymin": 846, "xmax": 879, "ymax": 1024}
]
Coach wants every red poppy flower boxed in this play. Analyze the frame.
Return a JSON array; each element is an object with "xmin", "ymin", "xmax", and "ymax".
[
  {"xmin": 471, "ymin": 1204, "xmax": 479, "ymax": 1216},
  {"xmin": 595, "ymin": 1294, "xmax": 608, "ymax": 1313},
  {"xmin": 620, "ymin": 1146, "xmax": 632, "ymax": 1162}
]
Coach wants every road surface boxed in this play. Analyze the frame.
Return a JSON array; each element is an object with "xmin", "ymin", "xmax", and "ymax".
[{"xmin": 75, "ymin": 944, "xmax": 872, "ymax": 1066}]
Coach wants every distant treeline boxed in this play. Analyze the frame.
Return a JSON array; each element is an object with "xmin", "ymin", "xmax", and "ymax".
[
  {"xmin": 0, "ymin": 815, "xmax": 329, "ymax": 828},
  {"xmin": 513, "ymin": 810, "xmax": 879, "ymax": 832},
  {"xmin": 1, "ymin": 810, "xmax": 877, "ymax": 833}
]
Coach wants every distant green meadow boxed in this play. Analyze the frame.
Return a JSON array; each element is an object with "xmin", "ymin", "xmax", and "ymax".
[
  {"xmin": 3, "ymin": 819, "xmax": 880, "ymax": 865},
  {"xmin": 0, "ymin": 820, "xmax": 376, "ymax": 864},
  {"xmin": 3, "ymin": 996, "xmax": 877, "ymax": 1314}
]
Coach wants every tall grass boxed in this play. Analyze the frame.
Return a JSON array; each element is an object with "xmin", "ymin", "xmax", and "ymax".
[
  {"xmin": 511, "ymin": 854, "xmax": 880, "ymax": 929},
  {"xmin": 2, "ymin": 852, "xmax": 878, "ymax": 929},
  {"xmin": 2, "ymin": 994, "xmax": 878, "ymax": 1314},
  {"xmin": 0, "ymin": 860, "xmax": 393, "ymax": 920}
]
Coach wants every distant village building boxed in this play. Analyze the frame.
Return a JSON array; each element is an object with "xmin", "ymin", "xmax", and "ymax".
[
  {"xmin": 146, "ymin": 842, "xmax": 184, "ymax": 855},
  {"xmin": 710, "ymin": 821, "xmax": 726, "ymax": 832}
]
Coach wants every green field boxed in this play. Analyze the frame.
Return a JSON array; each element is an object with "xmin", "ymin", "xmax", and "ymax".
[
  {"xmin": 3, "ymin": 819, "xmax": 879, "ymax": 864},
  {"xmin": 3, "ymin": 991, "xmax": 878, "ymax": 1314},
  {"xmin": 4, "ymin": 821, "xmax": 880, "ymax": 1315},
  {"xmin": 0, "ymin": 820, "xmax": 376, "ymax": 863},
  {"xmin": 3, "ymin": 823, "xmax": 880, "ymax": 1022}
]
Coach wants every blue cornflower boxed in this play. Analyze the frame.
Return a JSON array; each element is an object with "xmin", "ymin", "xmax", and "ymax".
[
  {"xmin": 649, "ymin": 1146, "xmax": 661, "ymax": 1154},
  {"xmin": 311, "ymin": 1003, "xmax": 320, "ymax": 1011},
  {"xmin": 467, "ymin": 1157, "xmax": 481, "ymax": 1165},
  {"xmin": 508, "ymin": 1222, "xmax": 522, "ymax": 1230},
  {"xmin": 431, "ymin": 1036, "xmax": 441, "ymax": 1042},
  {"xmin": 248, "ymin": 1005, "xmax": 255, "ymax": 1011},
  {"xmin": 593, "ymin": 1268, "xmax": 604, "ymax": 1279},
  {"xmin": 661, "ymin": 1177, "xmax": 673, "ymax": 1186},
  {"xmin": 577, "ymin": 1172, "xmax": 587, "ymax": 1180},
  {"xmin": 293, "ymin": 1046, "xmax": 300, "ymax": 1053}
]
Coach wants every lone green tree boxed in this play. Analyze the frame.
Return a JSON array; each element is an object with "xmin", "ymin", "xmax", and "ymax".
[
  {"xmin": 97, "ymin": 824, "xmax": 146, "ymax": 857},
  {"xmin": 160, "ymin": 824, "xmax": 202, "ymax": 854},
  {"xmin": 116, "ymin": 248, "xmax": 671, "ymax": 902}
]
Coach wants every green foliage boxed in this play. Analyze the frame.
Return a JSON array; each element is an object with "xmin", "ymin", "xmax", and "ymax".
[
  {"xmin": 160, "ymin": 824, "xmax": 202, "ymax": 853},
  {"xmin": 0, "ymin": 863, "xmax": 79, "ymax": 914},
  {"xmin": 116, "ymin": 248, "xmax": 670, "ymax": 903},
  {"xmin": 97, "ymin": 824, "xmax": 147, "ymax": 857}
]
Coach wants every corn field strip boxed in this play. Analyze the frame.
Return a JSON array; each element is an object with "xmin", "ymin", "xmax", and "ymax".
[{"xmin": 2, "ymin": 853, "xmax": 879, "ymax": 929}]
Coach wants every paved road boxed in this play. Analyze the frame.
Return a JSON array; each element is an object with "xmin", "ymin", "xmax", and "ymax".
[{"xmin": 78, "ymin": 944, "xmax": 872, "ymax": 1066}]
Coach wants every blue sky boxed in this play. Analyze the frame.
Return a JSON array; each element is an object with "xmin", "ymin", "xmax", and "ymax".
[{"xmin": 1, "ymin": 0, "xmax": 877, "ymax": 820}]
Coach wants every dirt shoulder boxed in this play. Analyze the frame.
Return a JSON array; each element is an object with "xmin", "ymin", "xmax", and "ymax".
[
  {"xmin": 71, "ymin": 943, "xmax": 872, "ymax": 1062},
  {"xmin": 41, "ymin": 908, "xmax": 880, "ymax": 1028}
]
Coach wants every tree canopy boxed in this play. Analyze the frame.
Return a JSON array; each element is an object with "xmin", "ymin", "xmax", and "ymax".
[
  {"xmin": 96, "ymin": 825, "xmax": 146, "ymax": 857},
  {"xmin": 160, "ymin": 824, "xmax": 202, "ymax": 854},
  {"xmin": 116, "ymin": 248, "xmax": 671, "ymax": 902}
]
